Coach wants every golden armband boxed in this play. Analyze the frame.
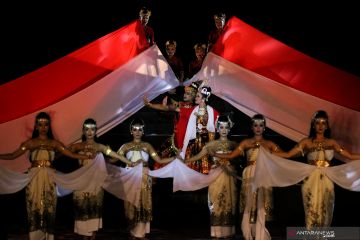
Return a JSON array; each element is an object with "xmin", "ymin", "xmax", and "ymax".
[
  {"xmin": 151, "ymin": 152, "xmax": 158, "ymax": 158},
  {"xmin": 118, "ymin": 149, "xmax": 125, "ymax": 156},
  {"xmin": 237, "ymin": 146, "xmax": 245, "ymax": 156},
  {"xmin": 105, "ymin": 146, "xmax": 112, "ymax": 156},
  {"xmin": 272, "ymin": 145, "xmax": 279, "ymax": 153}
]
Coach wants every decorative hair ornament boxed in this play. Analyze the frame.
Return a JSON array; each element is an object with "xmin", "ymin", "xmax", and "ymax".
[
  {"xmin": 252, "ymin": 119, "xmax": 265, "ymax": 125},
  {"xmin": 314, "ymin": 118, "xmax": 327, "ymax": 124},
  {"xmin": 129, "ymin": 118, "xmax": 145, "ymax": 133},
  {"xmin": 311, "ymin": 110, "xmax": 329, "ymax": 123},
  {"xmin": 131, "ymin": 125, "xmax": 144, "ymax": 131},
  {"xmin": 215, "ymin": 115, "xmax": 234, "ymax": 130},
  {"xmin": 200, "ymin": 87, "xmax": 211, "ymax": 99},
  {"xmin": 185, "ymin": 82, "xmax": 199, "ymax": 96},
  {"xmin": 37, "ymin": 118, "xmax": 49, "ymax": 123},
  {"xmin": 83, "ymin": 123, "xmax": 97, "ymax": 129}
]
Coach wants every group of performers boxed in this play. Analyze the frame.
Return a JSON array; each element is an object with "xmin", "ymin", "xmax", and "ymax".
[{"xmin": 1, "ymin": 82, "xmax": 360, "ymax": 240}]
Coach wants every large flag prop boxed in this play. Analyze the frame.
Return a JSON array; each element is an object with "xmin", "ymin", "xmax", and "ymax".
[
  {"xmin": 0, "ymin": 20, "xmax": 149, "ymax": 124},
  {"xmin": 1, "ymin": 16, "xmax": 359, "ymax": 171},
  {"xmin": 192, "ymin": 17, "xmax": 360, "ymax": 154},
  {"xmin": 0, "ymin": 25, "xmax": 179, "ymax": 172},
  {"xmin": 212, "ymin": 17, "xmax": 360, "ymax": 111}
]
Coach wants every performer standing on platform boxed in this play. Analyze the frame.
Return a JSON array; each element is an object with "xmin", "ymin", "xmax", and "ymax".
[
  {"xmin": 207, "ymin": 13, "xmax": 226, "ymax": 52},
  {"xmin": 139, "ymin": 7, "xmax": 154, "ymax": 46},
  {"xmin": 188, "ymin": 43, "xmax": 207, "ymax": 79}
]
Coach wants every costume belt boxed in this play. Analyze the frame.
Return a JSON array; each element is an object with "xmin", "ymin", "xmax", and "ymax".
[
  {"xmin": 247, "ymin": 160, "xmax": 256, "ymax": 166},
  {"xmin": 31, "ymin": 159, "xmax": 52, "ymax": 168},
  {"xmin": 308, "ymin": 159, "xmax": 330, "ymax": 167}
]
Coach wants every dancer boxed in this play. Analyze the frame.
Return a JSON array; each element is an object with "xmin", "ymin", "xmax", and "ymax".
[
  {"xmin": 185, "ymin": 115, "xmax": 237, "ymax": 238},
  {"xmin": 210, "ymin": 114, "xmax": 281, "ymax": 240},
  {"xmin": 143, "ymin": 82, "xmax": 198, "ymax": 163},
  {"xmin": 182, "ymin": 85, "xmax": 219, "ymax": 174},
  {"xmin": 116, "ymin": 118, "xmax": 176, "ymax": 239},
  {"xmin": 0, "ymin": 112, "xmax": 89, "ymax": 240},
  {"xmin": 69, "ymin": 118, "xmax": 132, "ymax": 239},
  {"xmin": 272, "ymin": 110, "xmax": 360, "ymax": 229}
]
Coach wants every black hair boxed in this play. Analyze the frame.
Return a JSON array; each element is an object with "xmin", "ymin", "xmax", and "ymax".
[
  {"xmin": 32, "ymin": 112, "xmax": 54, "ymax": 139},
  {"xmin": 248, "ymin": 114, "xmax": 266, "ymax": 138},
  {"xmin": 82, "ymin": 118, "xmax": 98, "ymax": 142},
  {"xmin": 309, "ymin": 110, "xmax": 331, "ymax": 138},
  {"xmin": 130, "ymin": 118, "xmax": 145, "ymax": 132}
]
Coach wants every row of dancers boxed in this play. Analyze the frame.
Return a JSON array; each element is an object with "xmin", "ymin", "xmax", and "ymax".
[{"xmin": 1, "ymin": 86, "xmax": 360, "ymax": 239}]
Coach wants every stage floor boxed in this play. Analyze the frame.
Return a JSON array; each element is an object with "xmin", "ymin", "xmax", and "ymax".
[{"xmin": 6, "ymin": 225, "xmax": 285, "ymax": 240}]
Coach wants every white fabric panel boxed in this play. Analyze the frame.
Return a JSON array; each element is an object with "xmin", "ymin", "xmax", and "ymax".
[
  {"xmin": 53, "ymin": 153, "xmax": 108, "ymax": 194},
  {"xmin": 0, "ymin": 154, "xmax": 106, "ymax": 196},
  {"xmin": 0, "ymin": 45, "xmax": 179, "ymax": 172},
  {"xmin": 148, "ymin": 159, "xmax": 222, "ymax": 192},
  {"xmin": 190, "ymin": 53, "xmax": 360, "ymax": 154},
  {"xmin": 253, "ymin": 147, "xmax": 360, "ymax": 192},
  {"xmin": 103, "ymin": 163, "xmax": 143, "ymax": 207},
  {"xmin": 0, "ymin": 164, "xmax": 34, "ymax": 194}
]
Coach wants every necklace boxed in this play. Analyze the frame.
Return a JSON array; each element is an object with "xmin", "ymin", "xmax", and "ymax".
[
  {"xmin": 198, "ymin": 107, "xmax": 206, "ymax": 116},
  {"xmin": 314, "ymin": 140, "xmax": 326, "ymax": 151}
]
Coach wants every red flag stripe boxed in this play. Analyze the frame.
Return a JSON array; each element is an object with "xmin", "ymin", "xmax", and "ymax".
[
  {"xmin": 212, "ymin": 17, "xmax": 360, "ymax": 111},
  {"xmin": 0, "ymin": 20, "xmax": 149, "ymax": 124}
]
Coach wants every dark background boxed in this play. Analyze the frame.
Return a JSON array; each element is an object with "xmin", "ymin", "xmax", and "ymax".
[
  {"xmin": 1, "ymin": 1, "xmax": 359, "ymax": 239},
  {"xmin": 1, "ymin": 1, "xmax": 359, "ymax": 84}
]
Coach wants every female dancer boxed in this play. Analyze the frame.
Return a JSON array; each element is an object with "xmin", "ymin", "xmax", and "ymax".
[
  {"xmin": 211, "ymin": 114, "xmax": 281, "ymax": 240},
  {"xmin": 273, "ymin": 110, "xmax": 360, "ymax": 229},
  {"xmin": 0, "ymin": 112, "xmax": 89, "ymax": 240},
  {"xmin": 116, "ymin": 118, "xmax": 176, "ymax": 239},
  {"xmin": 69, "ymin": 118, "xmax": 132, "ymax": 239},
  {"xmin": 182, "ymin": 85, "xmax": 219, "ymax": 174},
  {"xmin": 185, "ymin": 115, "xmax": 237, "ymax": 238}
]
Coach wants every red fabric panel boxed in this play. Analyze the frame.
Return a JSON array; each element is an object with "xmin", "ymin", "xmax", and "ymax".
[
  {"xmin": 0, "ymin": 20, "xmax": 149, "ymax": 123},
  {"xmin": 212, "ymin": 17, "xmax": 360, "ymax": 111},
  {"xmin": 175, "ymin": 106, "xmax": 195, "ymax": 149}
]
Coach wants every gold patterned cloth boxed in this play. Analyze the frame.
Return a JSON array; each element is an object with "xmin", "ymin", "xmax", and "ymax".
[
  {"xmin": 208, "ymin": 140, "xmax": 237, "ymax": 238},
  {"xmin": 241, "ymin": 147, "xmax": 272, "ymax": 240},
  {"xmin": 302, "ymin": 149, "xmax": 334, "ymax": 229},
  {"xmin": 123, "ymin": 149, "xmax": 152, "ymax": 238},
  {"xmin": 185, "ymin": 110, "xmax": 212, "ymax": 174},
  {"xmin": 73, "ymin": 157, "xmax": 103, "ymax": 236},
  {"xmin": 27, "ymin": 149, "xmax": 56, "ymax": 240}
]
